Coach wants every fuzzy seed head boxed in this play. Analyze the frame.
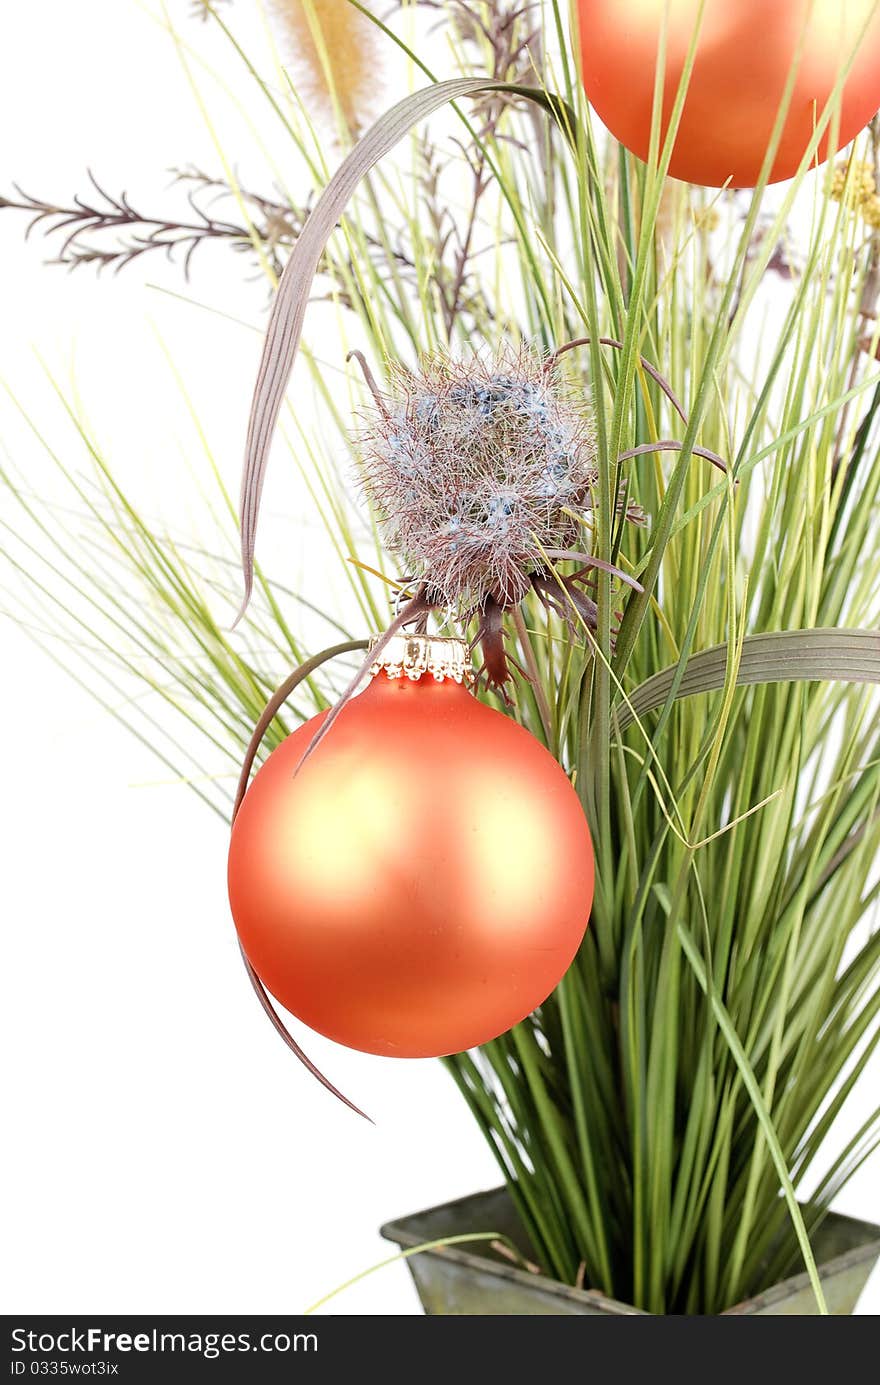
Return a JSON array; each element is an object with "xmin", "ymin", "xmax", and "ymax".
[
  {"xmin": 358, "ymin": 347, "xmax": 597, "ymax": 609},
  {"xmin": 270, "ymin": 1, "xmax": 382, "ymax": 135}
]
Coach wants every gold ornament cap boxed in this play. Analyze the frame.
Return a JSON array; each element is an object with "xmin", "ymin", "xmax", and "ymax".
[{"xmin": 368, "ymin": 633, "xmax": 474, "ymax": 685}]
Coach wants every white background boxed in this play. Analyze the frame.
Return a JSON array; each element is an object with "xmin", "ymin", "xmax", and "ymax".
[{"xmin": 1, "ymin": 1, "xmax": 878, "ymax": 1316}]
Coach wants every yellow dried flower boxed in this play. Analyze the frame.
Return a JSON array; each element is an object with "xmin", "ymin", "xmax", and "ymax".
[
  {"xmin": 862, "ymin": 193, "xmax": 880, "ymax": 229},
  {"xmin": 691, "ymin": 204, "xmax": 720, "ymax": 232},
  {"xmin": 270, "ymin": 0, "xmax": 382, "ymax": 135},
  {"xmin": 830, "ymin": 158, "xmax": 876, "ymax": 205}
]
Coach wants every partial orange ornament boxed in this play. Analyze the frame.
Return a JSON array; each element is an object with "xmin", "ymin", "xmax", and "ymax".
[
  {"xmin": 577, "ymin": 1, "xmax": 880, "ymax": 187},
  {"xmin": 227, "ymin": 636, "xmax": 594, "ymax": 1058}
]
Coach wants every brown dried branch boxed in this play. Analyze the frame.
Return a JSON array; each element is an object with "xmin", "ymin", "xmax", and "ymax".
[
  {"xmin": 0, "ymin": 170, "xmax": 276, "ymax": 278},
  {"xmin": 409, "ymin": 2, "xmax": 545, "ymax": 336},
  {"xmin": 0, "ymin": 166, "xmax": 422, "ymax": 295}
]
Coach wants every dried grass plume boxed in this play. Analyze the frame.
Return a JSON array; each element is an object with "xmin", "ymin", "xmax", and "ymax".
[{"xmin": 270, "ymin": 0, "xmax": 382, "ymax": 135}]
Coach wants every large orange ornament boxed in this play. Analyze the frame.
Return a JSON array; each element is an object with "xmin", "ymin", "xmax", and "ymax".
[
  {"xmin": 227, "ymin": 636, "xmax": 594, "ymax": 1058},
  {"xmin": 577, "ymin": 1, "xmax": 880, "ymax": 187}
]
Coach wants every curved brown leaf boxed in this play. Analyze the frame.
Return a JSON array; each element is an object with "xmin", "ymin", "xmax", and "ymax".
[{"xmin": 232, "ymin": 638, "xmax": 371, "ymax": 1119}]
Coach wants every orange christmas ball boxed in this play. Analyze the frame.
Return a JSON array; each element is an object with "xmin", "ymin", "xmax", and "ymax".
[
  {"xmin": 227, "ymin": 636, "xmax": 594, "ymax": 1058},
  {"xmin": 577, "ymin": 1, "xmax": 880, "ymax": 187}
]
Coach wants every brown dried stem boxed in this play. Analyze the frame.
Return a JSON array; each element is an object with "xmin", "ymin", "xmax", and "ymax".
[{"xmin": 233, "ymin": 638, "xmax": 371, "ymax": 1120}]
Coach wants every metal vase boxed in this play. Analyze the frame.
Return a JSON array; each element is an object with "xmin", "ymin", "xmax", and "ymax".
[{"xmin": 381, "ymin": 1186, "xmax": 880, "ymax": 1315}]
